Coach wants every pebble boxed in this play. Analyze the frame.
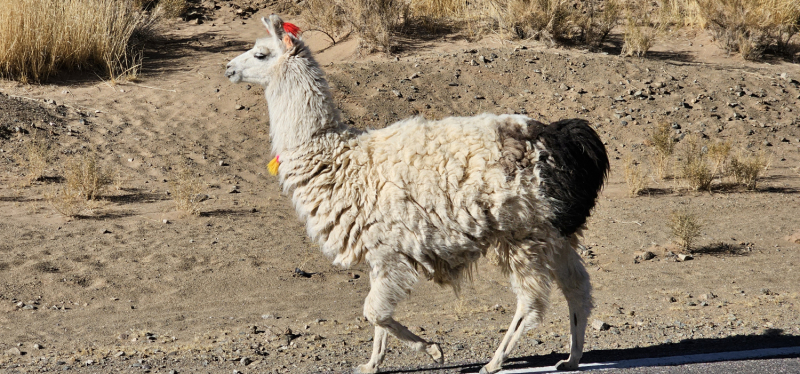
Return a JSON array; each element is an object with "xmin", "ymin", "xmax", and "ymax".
[
  {"xmin": 469, "ymin": 59, "xmax": 479, "ymax": 66},
  {"xmin": 235, "ymin": 104, "xmax": 244, "ymax": 110},
  {"xmin": 240, "ymin": 357, "xmax": 252, "ymax": 366},
  {"xmin": 162, "ymin": 219, "xmax": 170, "ymax": 224},
  {"xmin": 5, "ymin": 347, "xmax": 23, "ymax": 356},
  {"xmin": 677, "ymin": 253, "xmax": 693, "ymax": 261},
  {"xmin": 228, "ymin": 185, "xmax": 240, "ymax": 193},
  {"xmin": 219, "ymin": 160, "xmax": 228, "ymax": 166},
  {"xmin": 592, "ymin": 320, "xmax": 610, "ymax": 331},
  {"xmin": 392, "ymin": 90, "xmax": 402, "ymax": 98}
]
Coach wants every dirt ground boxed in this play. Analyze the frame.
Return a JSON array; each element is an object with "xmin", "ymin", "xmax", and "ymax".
[{"xmin": 1, "ymin": 2, "xmax": 800, "ymax": 374}]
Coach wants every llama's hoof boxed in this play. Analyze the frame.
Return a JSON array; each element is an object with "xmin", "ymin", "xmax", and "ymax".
[
  {"xmin": 555, "ymin": 359, "xmax": 579, "ymax": 371},
  {"xmin": 479, "ymin": 365, "xmax": 499, "ymax": 374},
  {"xmin": 426, "ymin": 343, "xmax": 444, "ymax": 364},
  {"xmin": 353, "ymin": 364, "xmax": 377, "ymax": 374}
]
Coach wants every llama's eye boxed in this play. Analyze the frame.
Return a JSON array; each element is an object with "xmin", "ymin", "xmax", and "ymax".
[{"xmin": 254, "ymin": 53, "xmax": 267, "ymax": 60}]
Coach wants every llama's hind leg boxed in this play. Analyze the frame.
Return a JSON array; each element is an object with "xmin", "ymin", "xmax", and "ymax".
[
  {"xmin": 355, "ymin": 256, "xmax": 443, "ymax": 373},
  {"xmin": 553, "ymin": 242, "xmax": 592, "ymax": 371}
]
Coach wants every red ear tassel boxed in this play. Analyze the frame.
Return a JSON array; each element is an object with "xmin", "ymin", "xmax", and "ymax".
[{"xmin": 283, "ymin": 23, "xmax": 300, "ymax": 37}]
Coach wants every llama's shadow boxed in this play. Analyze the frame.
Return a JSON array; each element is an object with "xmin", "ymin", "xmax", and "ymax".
[{"xmin": 378, "ymin": 329, "xmax": 800, "ymax": 373}]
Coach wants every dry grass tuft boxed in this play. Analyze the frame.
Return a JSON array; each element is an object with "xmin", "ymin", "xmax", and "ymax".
[
  {"xmin": 729, "ymin": 150, "xmax": 769, "ymax": 189},
  {"xmin": 668, "ymin": 210, "xmax": 703, "ymax": 251},
  {"xmin": 707, "ymin": 140, "xmax": 732, "ymax": 177},
  {"xmin": 695, "ymin": 0, "xmax": 800, "ymax": 59},
  {"xmin": 676, "ymin": 135, "xmax": 714, "ymax": 191},
  {"xmin": 305, "ymin": 0, "xmax": 408, "ymax": 52},
  {"xmin": 304, "ymin": 0, "xmax": 622, "ymax": 51},
  {"xmin": 169, "ymin": 167, "xmax": 204, "ymax": 215},
  {"xmin": 621, "ymin": 4, "xmax": 665, "ymax": 57},
  {"xmin": 623, "ymin": 155, "xmax": 649, "ymax": 197},
  {"xmin": 47, "ymin": 152, "xmax": 113, "ymax": 217},
  {"xmin": 0, "ymin": 0, "xmax": 161, "ymax": 82},
  {"xmin": 16, "ymin": 132, "xmax": 50, "ymax": 184},
  {"xmin": 648, "ymin": 122, "xmax": 676, "ymax": 180}
]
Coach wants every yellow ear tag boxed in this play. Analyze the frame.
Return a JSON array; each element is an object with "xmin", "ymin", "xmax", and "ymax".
[{"xmin": 267, "ymin": 155, "xmax": 280, "ymax": 176}]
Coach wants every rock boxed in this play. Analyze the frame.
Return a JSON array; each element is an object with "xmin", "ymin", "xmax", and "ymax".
[
  {"xmin": 469, "ymin": 59, "xmax": 479, "ymax": 66},
  {"xmin": 634, "ymin": 250, "xmax": 656, "ymax": 262},
  {"xmin": 218, "ymin": 160, "xmax": 228, "ymax": 166},
  {"xmin": 474, "ymin": 95, "xmax": 485, "ymax": 100},
  {"xmin": 240, "ymin": 357, "xmax": 252, "ymax": 366},
  {"xmin": 4, "ymin": 347, "xmax": 23, "ymax": 356},
  {"xmin": 235, "ymin": 104, "xmax": 244, "ymax": 110},
  {"xmin": 228, "ymin": 185, "xmax": 240, "ymax": 194},
  {"xmin": 32, "ymin": 344, "xmax": 42, "ymax": 350},
  {"xmin": 677, "ymin": 253, "xmax": 693, "ymax": 261},
  {"xmin": 591, "ymin": 320, "xmax": 610, "ymax": 331},
  {"xmin": 162, "ymin": 219, "xmax": 170, "ymax": 224},
  {"xmin": 559, "ymin": 83, "xmax": 569, "ymax": 91},
  {"xmin": 392, "ymin": 90, "xmax": 402, "ymax": 98},
  {"xmin": 101, "ymin": 229, "xmax": 111, "ymax": 234}
]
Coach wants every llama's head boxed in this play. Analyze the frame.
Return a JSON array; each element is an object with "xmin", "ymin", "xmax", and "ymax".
[{"xmin": 225, "ymin": 14, "xmax": 300, "ymax": 86}]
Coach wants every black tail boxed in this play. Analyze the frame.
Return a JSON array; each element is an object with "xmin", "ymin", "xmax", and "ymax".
[{"xmin": 534, "ymin": 119, "xmax": 609, "ymax": 236}]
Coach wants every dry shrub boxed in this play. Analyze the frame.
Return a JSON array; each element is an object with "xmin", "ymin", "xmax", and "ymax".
[
  {"xmin": 305, "ymin": 0, "xmax": 408, "ymax": 52},
  {"xmin": 677, "ymin": 135, "xmax": 714, "ymax": 191},
  {"xmin": 707, "ymin": 140, "xmax": 732, "ymax": 176},
  {"xmin": 729, "ymin": 150, "xmax": 769, "ymax": 189},
  {"xmin": 668, "ymin": 210, "xmax": 703, "ymax": 251},
  {"xmin": 304, "ymin": 0, "xmax": 621, "ymax": 49},
  {"xmin": 621, "ymin": 3, "xmax": 666, "ymax": 57},
  {"xmin": 0, "ymin": 0, "xmax": 161, "ymax": 82},
  {"xmin": 155, "ymin": 0, "xmax": 188, "ymax": 18},
  {"xmin": 47, "ymin": 152, "xmax": 112, "ymax": 217},
  {"xmin": 657, "ymin": 0, "xmax": 706, "ymax": 28},
  {"xmin": 648, "ymin": 122, "xmax": 675, "ymax": 180},
  {"xmin": 169, "ymin": 167, "xmax": 204, "ymax": 215},
  {"xmin": 484, "ymin": 0, "xmax": 621, "ymax": 46},
  {"xmin": 16, "ymin": 132, "xmax": 50, "ymax": 184},
  {"xmin": 623, "ymin": 155, "xmax": 649, "ymax": 197},
  {"xmin": 695, "ymin": 0, "xmax": 800, "ymax": 59}
]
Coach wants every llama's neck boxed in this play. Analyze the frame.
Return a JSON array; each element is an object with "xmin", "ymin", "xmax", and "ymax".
[{"xmin": 265, "ymin": 53, "xmax": 342, "ymax": 155}]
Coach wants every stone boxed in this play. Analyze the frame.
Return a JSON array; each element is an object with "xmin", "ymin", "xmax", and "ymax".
[
  {"xmin": 591, "ymin": 320, "xmax": 610, "ymax": 331},
  {"xmin": 228, "ymin": 185, "xmax": 240, "ymax": 194},
  {"xmin": 469, "ymin": 59, "xmax": 479, "ymax": 66},
  {"xmin": 5, "ymin": 347, "xmax": 23, "ymax": 356},
  {"xmin": 235, "ymin": 104, "xmax": 244, "ymax": 110},
  {"xmin": 240, "ymin": 357, "xmax": 252, "ymax": 366},
  {"xmin": 677, "ymin": 253, "xmax": 693, "ymax": 261},
  {"xmin": 392, "ymin": 90, "xmax": 402, "ymax": 98},
  {"xmin": 634, "ymin": 251, "xmax": 656, "ymax": 262}
]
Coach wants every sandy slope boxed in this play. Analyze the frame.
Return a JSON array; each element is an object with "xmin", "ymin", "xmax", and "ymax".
[{"xmin": 1, "ymin": 3, "xmax": 800, "ymax": 374}]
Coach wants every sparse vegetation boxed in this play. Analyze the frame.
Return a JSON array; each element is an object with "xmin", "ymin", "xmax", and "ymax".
[
  {"xmin": 668, "ymin": 210, "xmax": 703, "ymax": 251},
  {"xmin": 695, "ymin": 0, "xmax": 800, "ymax": 59},
  {"xmin": 648, "ymin": 122, "xmax": 676, "ymax": 180},
  {"xmin": 707, "ymin": 140, "xmax": 732, "ymax": 177},
  {"xmin": 47, "ymin": 151, "xmax": 113, "ymax": 217},
  {"xmin": 621, "ymin": 3, "xmax": 664, "ymax": 57},
  {"xmin": 729, "ymin": 150, "xmax": 769, "ymax": 189},
  {"xmin": 169, "ymin": 167, "xmax": 204, "ymax": 215},
  {"xmin": 0, "ymin": 0, "xmax": 162, "ymax": 82},
  {"xmin": 677, "ymin": 135, "xmax": 714, "ymax": 191},
  {"xmin": 16, "ymin": 132, "xmax": 50, "ymax": 184},
  {"xmin": 623, "ymin": 155, "xmax": 649, "ymax": 197}
]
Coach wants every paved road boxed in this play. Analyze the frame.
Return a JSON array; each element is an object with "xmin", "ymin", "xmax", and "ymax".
[{"xmin": 495, "ymin": 346, "xmax": 800, "ymax": 374}]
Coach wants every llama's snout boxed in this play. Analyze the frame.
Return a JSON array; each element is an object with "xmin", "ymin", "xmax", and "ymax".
[{"xmin": 224, "ymin": 66, "xmax": 240, "ymax": 82}]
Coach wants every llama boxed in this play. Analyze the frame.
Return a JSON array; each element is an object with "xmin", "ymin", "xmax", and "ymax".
[{"xmin": 225, "ymin": 15, "xmax": 609, "ymax": 374}]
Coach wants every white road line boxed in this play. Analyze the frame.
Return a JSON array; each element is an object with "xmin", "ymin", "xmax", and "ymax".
[{"xmin": 494, "ymin": 346, "xmax": 800, "ymax": 373}]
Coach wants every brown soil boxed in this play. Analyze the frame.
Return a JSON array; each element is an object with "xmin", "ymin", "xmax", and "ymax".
[{"xmin": 1, "ymin": 3, "xmax": 800, "ymax": 374}]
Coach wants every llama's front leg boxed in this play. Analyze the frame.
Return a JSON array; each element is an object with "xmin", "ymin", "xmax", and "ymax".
[
  {"xmin": 355, "ymin": 326, "xmax": 388, "ymax": 374},
  {"xmin": 355, "ymin": 257, "xmax": 443, "ymax": 373}
]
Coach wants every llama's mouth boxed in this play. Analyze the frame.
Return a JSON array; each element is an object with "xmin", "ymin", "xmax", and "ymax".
[{"xmin": 225, "ymin": 69, "xmax": 241, "ymax": 83}]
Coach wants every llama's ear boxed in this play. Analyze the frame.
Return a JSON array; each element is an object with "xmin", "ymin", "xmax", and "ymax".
[
  {"xmin": 261, "ymin": 17, "xmax": 271, "ymax": 35},
  {"xmin": 282, "ymin": 34, "xmax": 294, "ymax": 50},
  {"xmin": 262, "ymin": 14, "xmax": 285, "ymax": 40}
]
